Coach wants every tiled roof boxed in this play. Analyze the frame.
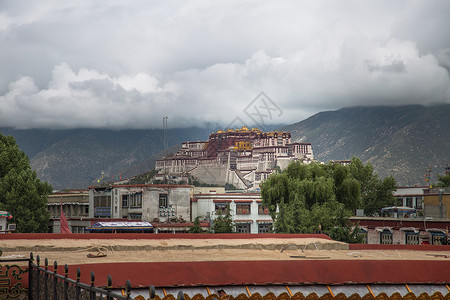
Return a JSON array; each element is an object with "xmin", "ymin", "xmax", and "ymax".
[{"xmin": 132, "ymin": 290, "xmax": 450, "ymax": 300}]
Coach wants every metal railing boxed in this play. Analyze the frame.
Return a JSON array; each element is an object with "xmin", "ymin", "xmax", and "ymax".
[{"xmin": 1, "ymin": 252, "xmax": 133, "ymax": 299}]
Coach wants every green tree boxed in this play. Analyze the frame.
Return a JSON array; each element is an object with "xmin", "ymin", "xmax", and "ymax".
[
  {"xmin": 189, "ymin": 216, "xmax": 204, "ymax": 233},
  {"xmin": 435, "ymin": 172, "xmax": 450, "ymax": 187},
  {"xmin": 212, "ymin": 208, "xmax": 234, "ymax": 233},
  {"xmin": 0, "ymin": 132, "xmax": 52, "ymax": 232},
  {"xmin": 261, "ymin": 159, "xmax": 396, "ymax": 243}
]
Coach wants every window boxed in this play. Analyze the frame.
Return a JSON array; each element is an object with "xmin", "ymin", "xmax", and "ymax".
[
  {"xmin": 94, "ymin": 195, "xmax": 111, "ymax": 208},
  {"xmin": 236, "ymin": 204, "xmax": 251, "ymax": 215},
  {"xmin": 122, "ymin": 195, "xmax": 129, "ymax": 208},
  {"xmin": 258, "ymin": 204, "xmax": 269, "ymax": 215},
  {"xmin": 94, "ymin": 195, "xmax": 112, "ymax": 218},
  {"xmin": 129, "ymin": 193, "xmax": 142, "ymax": 208},
  {"xmin": 129, "ymin": 214, "xmax": 142, "ymax": 220},
  {"xmin": 215, "ymin": 203, "xmax": 229, "ymax": 215},
  {"xmin": 236, "ymin": 223, "xmax": 250, "ymax": 233},
  {"xmin": 405, "ymin": 197, "xmax": 413, "ymax": 208},
  {"xmin": 159, "ymin": 194, "xmax": 168, "ymax": 208},
  {"xmin": 416, "ymin": 197, "xmax": 423, "ymax": 209},
  {"xmin": 258, "ymin": 223, "xmax": 272, "ymax": 233},
  {"xmin": 380, "ymin": 230, "xmax": 393, "ymax": 244},
  {"xmin": 405, "ymin": 231, "xmax": 419, "ymax": 245},
  {"xmin": 359, "ymin": 229, "xmax": 368, "ymax": 244},
  {"xmin": 255, "ymin": 173, "xmax": 261, "ymax": 181},
  {"xmin": 84, "ymin": 206, "xmax": 89, "ymax": 214},
  {"xmin": 71, "ymin": 226, "xmax": 85, "ymax": 233},
  {"xmin": 431, "ymin": 232, "xmax": 446, "ymax": 245}
]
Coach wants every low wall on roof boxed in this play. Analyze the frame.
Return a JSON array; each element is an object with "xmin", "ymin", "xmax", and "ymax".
[{"xmin": 0, "ymin": 233, "xmax": 331, "ymax": 240}]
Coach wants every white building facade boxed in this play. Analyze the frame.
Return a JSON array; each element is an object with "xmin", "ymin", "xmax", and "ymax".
[
  {"xmin": 193, "ymin": 192, "xmax": 273, "ymax": 234},
  {"xmin": 89, "ymin": 184, "xmax": 192, "ymax": 223}
]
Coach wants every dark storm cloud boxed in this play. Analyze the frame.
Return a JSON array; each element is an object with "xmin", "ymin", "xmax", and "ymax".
[{"xmin": 0, "ymin": 0, "xmax": 449, "ymax": 129}]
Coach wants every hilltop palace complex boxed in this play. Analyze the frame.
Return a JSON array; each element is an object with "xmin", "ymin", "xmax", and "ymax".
[{"xmin": 155, "ymin": 127, "xmax": 314, "ymax": 189}]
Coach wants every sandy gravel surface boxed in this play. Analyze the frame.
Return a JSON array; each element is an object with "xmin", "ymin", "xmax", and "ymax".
[
  {"xmin": 1, "ymin": 238, "xmax": 449, "ymax": 266},
  {"xmin": 0, "ymin": 237, "xmax": 345, "ymax": 248},
  {"xmin": 4, "ymin": 249, "xmax": 450, "ymax": 266}
]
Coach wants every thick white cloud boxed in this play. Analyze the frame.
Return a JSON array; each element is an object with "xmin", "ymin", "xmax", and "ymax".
[{"xmin": 0, "ymin": 0, "xmax": 449, "ymax": 129}]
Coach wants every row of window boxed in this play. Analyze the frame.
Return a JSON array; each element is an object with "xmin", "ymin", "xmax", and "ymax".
[
  {"xmin": 122, "ymin": 193, "xmax": 143, "ymax": 208},
  {"xmin": 215, "ymin": 203, "xmax": 270, "ymax": 215},
  {"xmin": 122, "ymin": 193, "xmax": 168, "ymax": 208},
  {"xmin": 359, "ymin": 230, "xmax": 447, "ymax": 245},
  {"xmin": 395, "ymin": 196, "xmax": 423, "ymax": 209},
  {"xmin": 120, "ymin": 194, "xmax": 268, "ymax": 216},
  {"xmin": 236, "ymin": 223, "xmax": 272, "ymax": 233}
]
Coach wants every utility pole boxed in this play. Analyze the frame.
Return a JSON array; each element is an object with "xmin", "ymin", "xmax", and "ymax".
[
  {"xmin": 163, "ymin": 116, "xmax": 169, "ymax": 157},
  {"xmin": 163, "ymin": 117, "xmax": 168, "ymax": 183}
]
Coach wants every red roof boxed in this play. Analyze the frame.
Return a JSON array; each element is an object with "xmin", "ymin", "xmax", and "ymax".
[{"xmin": 67, "ymin": 259, "xmax": 450, "ymax": 288}]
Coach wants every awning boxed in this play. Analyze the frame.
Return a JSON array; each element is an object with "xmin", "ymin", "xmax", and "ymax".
[
  {"xmin": 381, "ymin": 206, "xmax": 416, "ymax": 214},
  {"xmin": 375, "ymin": 227, "xmax": 393, "ymax": 233},
  {"xmin": 426, "ymin": 228, "xmax": 447, "ymax": 234},
  {"xmin": 86, "ymin": 221, "xmax": 153, "ymax": 231},
  {"xmin": 400, "ymin": 227, "xmax": 420, "ymax": 233},
  {"xmin": 0, "ymin": 211, "xmax": 13, "ymax": 219}
]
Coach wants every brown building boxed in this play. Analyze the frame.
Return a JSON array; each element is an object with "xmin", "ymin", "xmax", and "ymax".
[
  {"xmin": 47, "ymin": 190, "xmax": 90, "ymax": 233},
  {"xmin": 423, "ymin": 187, "xmax": 450, "ymax": 219}
]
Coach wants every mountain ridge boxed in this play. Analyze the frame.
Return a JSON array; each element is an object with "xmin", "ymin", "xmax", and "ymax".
[
  {"xmin": 0, "ymin": 127, "xmax": 212, "ymax": 189},
  {"xmin": 283, "ymin": 104, "xmax": 450, "ymax": 185},
  {"xmin": 1, "ymin": 104, "xmax": 448, "ymax": 189}
]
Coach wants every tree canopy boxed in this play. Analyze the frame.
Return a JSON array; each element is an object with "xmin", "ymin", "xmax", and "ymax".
[
  {"xmin": 434, "ymin": 170, "xmax": 450, "ymax": 187},
  {"xmin": 261, "ymin": 157, "xmax": 397, "ymax": 242},
  {"xmin": 212, "ymin": 208, "xmax": 234, "ymax": 233},
  {"xmin": 188, "ymin": 216, "xmax": 204, "ymax": 233},
  {"xmin": 0, "ymin": 132, "xmax": 52, "ymax": 232}
]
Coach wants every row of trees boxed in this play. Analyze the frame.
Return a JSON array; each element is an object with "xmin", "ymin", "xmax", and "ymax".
[
  {"xmin": 260, "ymin": 158, "xmax": 397, "ymax": 243},
  {"xmin": 189, "ymin": 159, "xmax": 450, "ymax": 240}
]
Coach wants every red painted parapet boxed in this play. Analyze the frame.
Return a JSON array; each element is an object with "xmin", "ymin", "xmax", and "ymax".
[
  {"xmin": 349, "ymin": 244, "xmax": 450, "ymax": 251},
  {"xmin": 69, "ymin": 260, "xmax": 450, "ymax": 288}
]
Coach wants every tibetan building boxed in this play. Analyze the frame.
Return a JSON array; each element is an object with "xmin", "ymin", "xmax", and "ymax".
[{"xmin": 155, "ymin": 127, "xmax": 314, "ymax": 189}]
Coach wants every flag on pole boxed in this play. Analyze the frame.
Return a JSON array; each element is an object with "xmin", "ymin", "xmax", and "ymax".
[{"xmin": 60, "ymin": 200, "xmax": 71, "ymax": 234}]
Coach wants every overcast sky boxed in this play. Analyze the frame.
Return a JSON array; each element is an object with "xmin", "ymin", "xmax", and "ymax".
[{"xmin": 1, "ymin": 0, "xmax": 449, "ymax": 129}]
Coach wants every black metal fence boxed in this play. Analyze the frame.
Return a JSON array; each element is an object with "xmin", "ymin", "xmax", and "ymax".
[{"xmin": 1, "ymin": 252, "xmax": 133, "ymax": 299}]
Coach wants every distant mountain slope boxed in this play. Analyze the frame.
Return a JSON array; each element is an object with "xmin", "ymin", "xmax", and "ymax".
[
  {"xmin": 0, "ymin": 127, "xmax": 211, "ymax": 190},
  {"xmin": 283, "ymin": 104, "xmax": 450, "ymax": 186},
  {"xmin": 2, "ymin": 104, "xmax": 448, "ymax": 189}
]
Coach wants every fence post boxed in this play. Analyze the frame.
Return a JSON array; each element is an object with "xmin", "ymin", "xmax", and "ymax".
[
  {"xmin": 90, "ymin": 271, "xmax": 96, "ymax": 300},
  {"xmin": 28, "ymin": 252, "xmax": 34, "ymax": 300},
  {"xmin": 64, "ymin": 264, "xmax": 69, "ymax": 300},
  {"xmin": 149, "ymin": 285, "xmax": 156, "ymax": 300},
  {"xmin": 44, "ymin": 258, "xmax": 48, "ymax": 300},
  {"xmin": 178, "ymin": 290, "xmax": 185, "ymax": 300},
  {"xmin": 106, "ymin": 274, "xmax": 112, "ymax": 300},
  {"xmin": 53, "ymin": 261, "xmax": 58, "ymax": 300},
  {"xmin": 126, "ymin": 280, "xmax": 131, "ymax": 299},
  {"xmin": 36, "ymin": 255, "xmax": 40, "ymax": 300},
  {"xmin": 75, "ymin": 267, "xmax": 81, "ymax": 300}
]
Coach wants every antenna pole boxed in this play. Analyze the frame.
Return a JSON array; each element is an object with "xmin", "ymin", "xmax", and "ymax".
[{"xmin": 163, "ymin": 117, "xmax": 168, "ymax": 183}]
